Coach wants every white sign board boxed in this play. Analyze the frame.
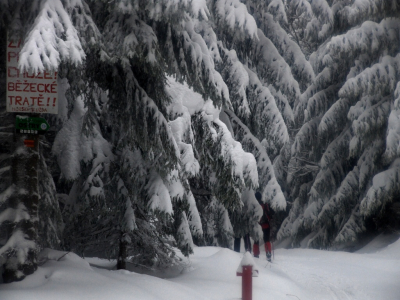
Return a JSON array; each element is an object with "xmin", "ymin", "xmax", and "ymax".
[{"xmin": 6, "ymin": 40, "xmax": 58, "ymax": 114}]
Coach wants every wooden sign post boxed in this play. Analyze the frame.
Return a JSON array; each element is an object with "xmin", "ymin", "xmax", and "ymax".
[{"xmin": 2, "ymin": 38, "xmax": 57, "ymax": 283}]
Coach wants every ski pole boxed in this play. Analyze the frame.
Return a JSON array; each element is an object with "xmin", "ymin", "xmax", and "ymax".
[{"xmin": 272, "ymin": 241, "xmax": 274, "ymax": 260}]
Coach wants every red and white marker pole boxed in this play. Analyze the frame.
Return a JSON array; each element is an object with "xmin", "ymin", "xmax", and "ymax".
[{"xmin": 237, "ymin": 252, "xmax": 258, "ymax": 300}]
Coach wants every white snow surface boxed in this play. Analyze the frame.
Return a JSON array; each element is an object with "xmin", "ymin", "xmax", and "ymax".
[
  {"xmin": 236, "ymin": 251, "xmax": 259, "ymax": 277},
  {"xmin": 1, "ymin": 237, "xmax": 400, "ymax": 300}
]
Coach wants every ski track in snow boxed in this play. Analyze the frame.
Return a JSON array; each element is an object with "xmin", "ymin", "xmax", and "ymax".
[
  {"xmin": 269, "ymin": 254, "xmax": 358, "ymax": 300},
  {"xmin": 170, "ymin": 242, "xmax": 400, "ymax": 300},
  {"xmin": 254, "ymin": 246, "xmax": 399, "ymax": 300},
  {"xmin": 1, "ymin": 239, "xmax": 400, "ymax": 300}
]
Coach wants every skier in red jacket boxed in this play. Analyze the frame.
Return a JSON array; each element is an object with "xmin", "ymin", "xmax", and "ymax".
[{"xmin": 253, "ymin": 192, "xmax": 273, "ymax": 262}]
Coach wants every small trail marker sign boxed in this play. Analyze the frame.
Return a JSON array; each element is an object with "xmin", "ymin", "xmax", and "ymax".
[
  {"xmin": 16, "ymin": 115, "xmax": 50, "ymax": 134},
  {"xmin": 23, "ymin": 139, "xmax": 35, "ymax": 148},
  {"xmin": 6, "ymin": 39, "xmax": 58, "ymax": 114}
]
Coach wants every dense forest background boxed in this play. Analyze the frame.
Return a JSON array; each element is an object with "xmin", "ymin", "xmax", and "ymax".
[{"xmin": 1, "ymin": 0, "xmax": 400, "ymax": 282}]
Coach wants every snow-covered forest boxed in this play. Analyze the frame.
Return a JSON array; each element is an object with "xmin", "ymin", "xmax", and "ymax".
[{"xmin": 1, "ymin": 0, "xmax": 400, "ymax": 283}]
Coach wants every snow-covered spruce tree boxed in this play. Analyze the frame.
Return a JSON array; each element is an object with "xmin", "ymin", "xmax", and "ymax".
[
  {"xmin": 51, "ymin": 0, "xmax": 260, "ymax": 269},
  {"xmin": 358, "ymin": 80, "xmax": 400, "ymax": 234},
  {"xmin": 151, "ymin": 1, "xmax": 266, "ymax": 248},
  {"xmin": 52, "ymin": 0, "xmax": 184, "ymax": 269},
  {"xmin": 189, "ymin": 108, "xmax": 259, "ymax": 247},
  {"xmin": 202, "ymin": 0, "xmax": 300, "ymax": 240},
  {"xmin": 0, "ymin": 0, "xmax": 84, "ymax": 282},
  {"xmin": 101, "ymin": 0, "xmax": 226, "ymax": 256},
  {"xmin": 139, "ymin": 1, "xmax": 291, "ymax": 245},
  {"xmin": 278, "ymin": 2, "xmax": 400, "ymax": 249},
  {"xmin": 165, "ymin": 75, "xmax": 259, "ymax": 248},
  {"xmin": 225, "ymin": 110, "xmax": 286, "ymax": 241},
  {"xmin": 207, "ymin": 0, "xmax": 306, "ymax": 200}
]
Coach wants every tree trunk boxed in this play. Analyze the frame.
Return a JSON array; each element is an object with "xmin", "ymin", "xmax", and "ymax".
[
  {"xmin": 2, "ymin": 131, "xmax": 39, "ymax": 283},
  {"xmin": 116, "ymin": 236, "xmax": 128, "ymax": 270}
]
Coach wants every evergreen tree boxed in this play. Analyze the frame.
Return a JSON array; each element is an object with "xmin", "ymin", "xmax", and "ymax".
[
  {"xmin": 278, "ymin": 1, "xmax": 400, "ymax": 248},
  {"xmin": 0, "ymin": 0, "xmax": 84, "ymax": 282}
]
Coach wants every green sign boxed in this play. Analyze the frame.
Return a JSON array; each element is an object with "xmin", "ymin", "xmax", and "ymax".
[{"xmin": 16, "ymin": 115, "xmax": 50, "ymax": 134}]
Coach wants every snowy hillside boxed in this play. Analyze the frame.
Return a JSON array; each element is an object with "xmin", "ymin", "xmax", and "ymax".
[{"xmin": 1, "ymin": 237, "xmax": 399, "ymax": 300}]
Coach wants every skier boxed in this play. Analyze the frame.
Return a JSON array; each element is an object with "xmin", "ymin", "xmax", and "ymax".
[
  {"xmin": 234, "ymin": 233, "xmax": 252, "ymax": 253},
  {"xmin": 253, "ymin": 191, "xmax": 273, "ymax": 262}
]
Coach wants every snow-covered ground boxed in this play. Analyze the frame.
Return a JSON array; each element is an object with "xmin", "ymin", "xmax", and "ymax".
[{"xmin": 1, "ymin": 236, "xmax": 399, "ymax": 300}]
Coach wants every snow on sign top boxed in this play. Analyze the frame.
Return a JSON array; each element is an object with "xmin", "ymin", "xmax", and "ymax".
[
  {"xmin": 236, "ymin": 251, "xmax": 259, "ymax": 277},
  {"xmin": 6, "ymin": 40, "xmax": 58, "ymax": 114}
]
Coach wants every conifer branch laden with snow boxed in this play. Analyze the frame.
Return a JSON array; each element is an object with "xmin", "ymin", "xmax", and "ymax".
[{"xmin": 19, "ymin": 0, "xmax": 85, "ymax": 74}]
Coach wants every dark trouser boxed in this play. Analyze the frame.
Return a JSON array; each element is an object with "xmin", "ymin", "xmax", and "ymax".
[
  {"xmin": 244, "ymin": 233, "xmax": 251, "ymax": 252},
  {"xmin": 234, "ymin": 238, "xmax": 241, "ymax": 252},
  {"xmin": 253, "ymin": 227, "xmax": 271, "ymax": 256},
  {"xmin": 262, "ymin": 227, "xmax": 270, "ymax": 242},
  {"xmin": 234, "ymin": 234, "xmax": 252, "ymax": 253}
]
